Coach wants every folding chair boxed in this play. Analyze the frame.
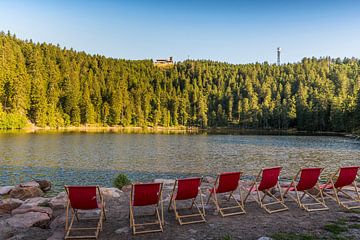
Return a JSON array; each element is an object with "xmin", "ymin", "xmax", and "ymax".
[
  {"xmin": 168, "ymin": 177, "xmax": 206, "ymax": 225},
  {"xmin": 129, "ymin": 182, "xmax": 164, "ymax": 235},
  {"xmin": 320, "ymin": 166, "xmax": 360, "ymax": 209},
  {"xmin": 282, "ymin": 168, "xmax": 328, "ymax": 212},
  {"xmin": 64, "ymin": 186, "xmax": 106, "ymax": 240},
  {"xmin": 206, "ymin": 172, "xmax": 246, "ymax": 217},
  {"xmin": 244, "ymin": 167, "xmax": 288, "ymax": 213}
]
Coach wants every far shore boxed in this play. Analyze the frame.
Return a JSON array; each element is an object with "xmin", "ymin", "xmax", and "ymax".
[{"xmin": 0, "ymin": 124, "xmax": 359, "ymax": 138}]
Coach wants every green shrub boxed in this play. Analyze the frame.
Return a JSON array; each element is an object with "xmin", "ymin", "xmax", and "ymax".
[{"xmin": 113, "ymin": 173, "xmax": 131, "ymax": 189}]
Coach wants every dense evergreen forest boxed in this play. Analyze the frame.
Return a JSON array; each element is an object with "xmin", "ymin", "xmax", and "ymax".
[{"xmin": 1, "ymin": 32, "xmax": 360, "ymax": 132}]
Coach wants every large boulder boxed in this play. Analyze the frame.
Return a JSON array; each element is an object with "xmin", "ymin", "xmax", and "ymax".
[
  {"xmin": 101, "ymin": 187, "xmax": 123, "ymax": 200},
  {"xmin": 11, "ymin": 206, "xmax": 53, "ymax": 218},
  {"xmin": 36, "ymin": 180, "xmax": 52, "ymax": 192},
  {"xmin": 49, "ymin": 192, "xmax": 67, "ymax": 210},
  {"xmin": 20, "ymin": 181, "xmax": 40, "ymax": 188},
  {"xmin": 0, "ymin": 221, "xmax": 15, "ymax": 239},
  {"xmin": 9, "ymin": 186, "xmax": 44, "ymax": 200},
  {"xmin": 22, "ymin": 197, "xmax": 50, "ymax": 207},
  {"xmin": 154, "ymin": 179, "xmax": 175, "ymax": 185},
  {"xmin": 0, "ymin": 198, "xmax": 23, "ymax": 214},
  {"xmin": 5, "ymin": 211, "xmax": 51, "ymax": 228},
  {"xmin": 0, "ymin": 186, "xmax": 15, "ymax": 195}
]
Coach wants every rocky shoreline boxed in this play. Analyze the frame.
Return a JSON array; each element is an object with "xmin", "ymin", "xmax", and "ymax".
[{"xmin": 1, "ymin": 178, "xmax": 359, "ymax": 240}]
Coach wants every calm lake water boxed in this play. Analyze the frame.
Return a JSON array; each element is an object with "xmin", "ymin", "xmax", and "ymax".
[{"xmin": 0, "ymin": 132, "xmax": 359, "ymax": 194}]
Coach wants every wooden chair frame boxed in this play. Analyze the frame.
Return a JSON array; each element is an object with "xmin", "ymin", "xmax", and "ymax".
[
  {"xmin": 282, "ymin": 168, "xmax": 328, "ymax": 212},
  {"xmin": 64, "ymin": 186, "xmax": 106, "ymax": 240},
  {"xmin": 321, "ymin": 168, "xmax": 360, "ymax": 209},
  {"xmin": 168, "ymin": 178, "xmax": 206, "ymax": 225},
  {"xmin": 244, "ymin": 168, "xmax": 288, "ymax": 214},
  {"xmin": 129, "ymin": 183, "xmax": 164, "ymax": 235},
  {"xmin": 206, "ymin": 173, "xmax": 246, "ymax": 217}
]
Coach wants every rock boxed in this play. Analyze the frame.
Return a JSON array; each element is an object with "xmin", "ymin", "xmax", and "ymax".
[
  {"xmin": 188, "ymin": 229, "xmax": 197, "ymax": 234},
  {"xmin": 6, "ymin": 211, "xmax": 50, "ymax": 228},
  {"xmin": 153, "ymin": 179, "xmax": 175, "ymax": 185},
  {"xmin": 115, "ymin": 226, "xmax": 129, "ymax": 234},
  {"xmin": 0, "ymin": 186, "xmax": 15, "ymax": 195},
  {"xmin": 203, "ymin": 176, "xmax": 215, "ymax": 183},
  {"xmin": 50, "ymin": 215, "xmax": 66, "ymax": 230},
  {"xmin": 22, "ymin": 197, "xmax": 49, "ymax": 207},
  {"xmin": 36, "ymin": 180, "xmax": 52, "ymax": 192},
  {"xmin": 121, "ymin": 185, "xmax": 132, "ymax": 192},
  {"xmin": 12, "ymin": 206, "xmax": 53, "ymax": 218},
  {"xmin": 101, "ymin": 187, "xmax": 123, "ymax": 200},
  {"xmin": 6, "ymin": 227, "xmax": 52, "ymax": 240},
  {"xmin": 9, "ymin": 186, "xmax": 44, "ymax": 200},
  {"xmin": 0, "ymin": 198, "xmax": 23, "ymax": 214},
  {"xmin": 258, "ymin": 237, "xmax": 273, "ymax": 240},
  {"xmin": 49, "ymin": 192, "xmax": 67, "ymax": 209},
  {"xmin": 0, "ymin": 221, "xmax": 15, "ymax": 239},
  {"xmin": 20, "ymin": 181, "xmax": 40, "ymax": 188},
  {"xmin": 47, "ymin": 229, "xmax": 65, "ymax": 240}
]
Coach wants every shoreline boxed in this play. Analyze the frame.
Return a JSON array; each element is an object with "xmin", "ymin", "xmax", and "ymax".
[{"xmin": 0, "ymin": 125, "xmax": 356, "ymax": 137}]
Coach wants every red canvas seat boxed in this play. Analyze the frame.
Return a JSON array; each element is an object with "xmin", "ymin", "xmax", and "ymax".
[
  {"xmin": 244, "ymin": 167, "xmax": 288, "ymax": 213},
  {"xmin": 168, "ymin": 177, "xmax": 206, "ymax": 225},
  {"xmin": 282, "ymin": 168, "xmax": 328, "ymax": 212},
  {"xmin": 320, "ymin": 166, "xmax": 360, "ymax": 209},
  {"xmin": 64, "ymin": 186, "xmax": 106, "ymax": 240},
  {"xmin": 207, "ymin": 172, "xmax": 246, "ymax": 217},
  {"xmin": 130, "ymin": 182, "xmax": 164, "ymax": 235}
]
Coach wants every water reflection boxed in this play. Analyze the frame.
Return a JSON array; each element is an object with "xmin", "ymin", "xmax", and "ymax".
[{"xmin": 0, "ymin": 133, "xmax": 359, "ymax": 193}]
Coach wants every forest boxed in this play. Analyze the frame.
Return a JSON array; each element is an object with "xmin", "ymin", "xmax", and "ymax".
[{"xmin": 1, "ymin": 32, "xmax": 360, "ymax": 132}]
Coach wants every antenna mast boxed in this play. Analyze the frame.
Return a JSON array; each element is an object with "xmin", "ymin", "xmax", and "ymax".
[{"xmin": 277, "ymin": 47, "xmax": 281, "ymax": 65}]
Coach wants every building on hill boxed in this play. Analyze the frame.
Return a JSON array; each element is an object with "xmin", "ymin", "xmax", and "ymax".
[{"xmin": 154, "ymin": 57, "xmax": 173, "ymax": 66}]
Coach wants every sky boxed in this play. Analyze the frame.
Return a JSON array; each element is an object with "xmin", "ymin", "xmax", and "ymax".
[{"xmin": 0, "ymin": 0, "xmax": 359, "ymax": 64}]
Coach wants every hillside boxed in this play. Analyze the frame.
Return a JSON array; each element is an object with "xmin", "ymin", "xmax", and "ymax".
[{"xmin": 0, "ymin": 32, "xmax": 360, "ymax": 131}]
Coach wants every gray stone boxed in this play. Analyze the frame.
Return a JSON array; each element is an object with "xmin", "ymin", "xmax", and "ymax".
[
  {"xmin": 6, "ymin": 211, "xmax": 50, "ymax": 228},
  {"xmin": 115, "ymin": 226, "xmax": 129, "ymax": 234},
  {"xmin": 22, "ymin": 197, "xmax": 49, "ymax": 207},
  {"xmin": 153, "ymin": 179, "xmax": 175, "ymax": 185},
  {"xmin": 49, "ymin": 192, "xmax": 67, "ymax": 210},
  {"xmin": 36, "ymin": 180, "xmax": 52, "ymax": 192},
  {"xmin": 101, "ymin": 187, "xmax": 123, "ymax": 199},
  {"xmin": 0, "ymin": 198, "xmax": 23, "ymax": 214},
  {"xmin": 0, "ymin": 186, "xmax": 15, "ymax": 195},
  {"xmin": 203, "ymin": 176, "xmax": 215, "ymax": 183},
  {"xmin": 20, "ymin": 181, "xmax": 40, "ymax": 188},
  {"xmin": 0, "ymin": 221, "xmax": 15, "ymax": 239},
  {"xmin": 47, "ymin": 229, "xmax": 65, "ymax": 240},
  {"xmin": 188, "ymin": 229, "xmax": 197, "ymax": 234},
  {"xmin": 258, "ymin": 237, "xmax": 273, "ymax": 240},
  {"xmin": 50, "ymin": 215, "xmax": 66, "ymax": 230},
  {"xmin": 11, "ymin": 205, "xmax": 53, "ymax": 218},
  {"xmin": 9, "ymin": 186, "xmax": 44, "ymax": 200}
]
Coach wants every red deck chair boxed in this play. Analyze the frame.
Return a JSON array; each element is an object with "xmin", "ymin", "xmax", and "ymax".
[
  {"xmin": 282, "ymin": 168, "xmax": 328, "ymax": 212},
  {"xmin": 129, "ymin": 182, "xmax": 164, "ymax": 235},
  {"xmin": 64, "ymin": 186, "xmax": 106, "ymax": 240},
  {"xmin": 244, "ymin": 167, "xmax": 288, "ymax": 213},
  {"xmin": 168, "ymin": 177, "xmax": 206, "ymax": 225},
  {"xmin": 320, "ymin": 166, "xmax": 360, "ymax": 209},
  {"xmin": 207, "ymin": 172, "xmax": 246, "ymax": 217}
]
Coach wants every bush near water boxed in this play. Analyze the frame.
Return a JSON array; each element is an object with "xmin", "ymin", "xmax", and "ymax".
[{"xmin": 113, "ymin": 174, "xmax": 131, "ymax": 189}]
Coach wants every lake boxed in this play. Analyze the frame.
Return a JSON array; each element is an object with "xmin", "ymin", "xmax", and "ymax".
[{"xmin": 0, "ymin": 132, "xmax": 359, "ymax": 194}]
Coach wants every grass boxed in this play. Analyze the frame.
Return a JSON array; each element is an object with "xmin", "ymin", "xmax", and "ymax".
[
  {"xmin": 221, "ymin": 234, "xmax": 233, "ymax": 240},
  {"xmin": 271, "ymin": 232, "xmax": 318, "ymax": 240},
  {"xmin": 349, "ymin": 223, "xmax": 360, "ymax": 229},
  {"xmin": 324, "ymin": 223, "xmax": 348, "ymax": 234}
]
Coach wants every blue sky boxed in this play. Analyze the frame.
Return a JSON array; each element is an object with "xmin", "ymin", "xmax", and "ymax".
[{"xmin": 0, "ymin": 0, "xmax": 359, "ymax": 63}]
